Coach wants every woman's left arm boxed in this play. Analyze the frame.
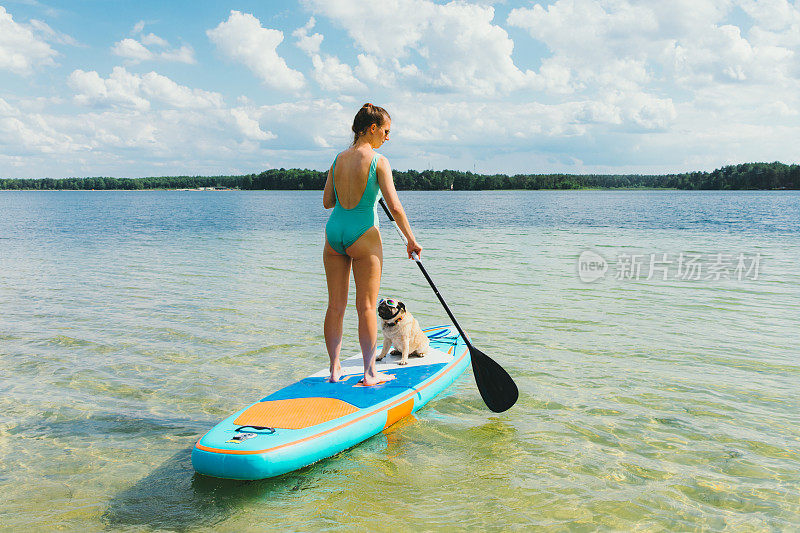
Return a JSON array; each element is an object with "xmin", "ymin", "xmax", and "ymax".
[{"xmin": 322, "ymin": 161, "xmax": 335, "ymax": 209}]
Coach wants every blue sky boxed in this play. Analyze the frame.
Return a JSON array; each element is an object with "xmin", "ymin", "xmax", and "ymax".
[{"xmin": 1, "ymin": 0, "xmax": 799, "ymax": 179}]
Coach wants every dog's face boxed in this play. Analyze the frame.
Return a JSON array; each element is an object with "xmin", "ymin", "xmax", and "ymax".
[{"xmin": 378, "ymin": 298, "xmax": 405, "ymax": 321}]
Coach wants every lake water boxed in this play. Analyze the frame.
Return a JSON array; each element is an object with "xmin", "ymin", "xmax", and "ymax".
[{"xmin": 1, "ymin": 190, "xmax": 798, "ymax": 530}]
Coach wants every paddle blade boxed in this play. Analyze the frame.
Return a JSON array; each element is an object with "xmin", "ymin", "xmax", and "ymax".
[{"xmin": 469, "ymin": 346, "xmax": 519, "ymax": 413}]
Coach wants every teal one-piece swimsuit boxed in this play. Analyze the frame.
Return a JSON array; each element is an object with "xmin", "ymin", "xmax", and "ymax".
[{"xmin": 325, "ymin": 153, "xmax": 382, "ymax": 255}]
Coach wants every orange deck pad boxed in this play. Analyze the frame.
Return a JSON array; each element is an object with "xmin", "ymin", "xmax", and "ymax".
[{"xmin": 234, "ymin": 397, "xmax": 360, "ymax": 429}]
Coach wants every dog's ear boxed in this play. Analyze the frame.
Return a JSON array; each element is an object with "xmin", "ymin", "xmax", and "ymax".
[{"xmin": 398, "ymin": 301, "xmax": 406, "ymax": 311}]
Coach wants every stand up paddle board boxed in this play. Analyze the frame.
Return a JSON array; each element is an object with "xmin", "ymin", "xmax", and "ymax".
[{"xmin": 192, "ymin": 325, "xmax": 470, "ymax": 480}]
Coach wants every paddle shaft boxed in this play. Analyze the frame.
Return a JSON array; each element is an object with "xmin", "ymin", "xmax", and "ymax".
[
  {"xmin": 378, "ymin": 197, "xmax": 519, "ymax": 412},
  {"xmin": 378, "ymin": 198, "xmax": 473, "ymax": 350}
]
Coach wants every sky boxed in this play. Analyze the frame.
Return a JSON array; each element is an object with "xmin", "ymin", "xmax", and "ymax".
[{"xmin": 1, "ymin": 0, "xmax": 799, "ymax": 179}]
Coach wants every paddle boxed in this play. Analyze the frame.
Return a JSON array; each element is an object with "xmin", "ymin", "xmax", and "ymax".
[{"xmin": 378, "ymin": 198, "xmax": 519, "ymax": 413}]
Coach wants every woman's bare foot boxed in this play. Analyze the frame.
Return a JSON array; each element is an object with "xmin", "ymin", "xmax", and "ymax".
[
  {"xmin": 361, "ymin": 371, "xmax": 396, "ymax": 387},
  {"xmin": 328, "ymin": 364, "xmax": 343, "ymax": 382}
]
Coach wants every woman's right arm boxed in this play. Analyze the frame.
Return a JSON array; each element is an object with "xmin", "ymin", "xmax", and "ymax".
[
  {"xmin": 376, "ymin": 156, "xmax": 422, "ymax": 259},
  {"xmin": 323, "ymin": 161, "xmax": 335, "ymax": 209}
]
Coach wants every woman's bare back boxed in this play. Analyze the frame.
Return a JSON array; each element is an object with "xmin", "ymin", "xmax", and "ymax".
[{"xmin": 333, "ymin": 148, "xmax": 376, "ymax": 209}]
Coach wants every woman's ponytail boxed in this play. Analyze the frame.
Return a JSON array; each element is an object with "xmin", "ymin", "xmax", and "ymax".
[{"xmin": 352, "ymin": 103, "xmax": 390, "ymax": 144}]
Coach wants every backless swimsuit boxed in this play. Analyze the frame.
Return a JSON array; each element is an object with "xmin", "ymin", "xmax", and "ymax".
[{"xmin": 325, "ymin": 153, "xmax": 382, "ymax": 255}]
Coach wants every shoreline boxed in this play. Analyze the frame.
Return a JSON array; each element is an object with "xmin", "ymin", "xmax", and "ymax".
[
  {"xmin": 4, "ymin": 187, "xmax": 799, "ymax": 192},
  {"xmin": 2, "ymin": 161, "xmax": 797, "ymax": 192}
]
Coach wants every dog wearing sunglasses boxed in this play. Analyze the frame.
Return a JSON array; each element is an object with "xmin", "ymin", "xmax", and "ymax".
[{"xmin": 376, "ymin": 298, "xmax": 429, "ymax": 365}]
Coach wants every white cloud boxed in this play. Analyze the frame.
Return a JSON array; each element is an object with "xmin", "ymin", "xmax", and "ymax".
[
  {"xmin": 28, "ymin": 19, "xmax": 79, "ymax": 46},
  {"xmin": 291, "ymin": 17, "xmax": 366, "ymax": 94},
  {"xmin": 620, "ymin": 92, "xmax": 677, "ymax": 130},
  {"xmin": 354, "ymin": 54, "xmax": 393, "ymax": 86},
  {"xmin": 0, "ymin": 96, "xmax": 347, "ymax": 178},
  {"xmin": 0, "ymin": 6, "xmax": 58, "ymax": 75},
  {"xmin": 508, "ymin": 0, "xmax": 799, "ymax": 90},
  {"xmin": 507, "ymin": 0, "xmax": 659, "ymax": 94},
  {"xmin": 310, "ymin": 54, "xmax": 366, "ymax": 93},
  {"xmin": 231, "ymin": 108, "xmax": 276, "ymax": 141},
  {"xmin": 159, "ymin": 45, "xmax": 196, "ymax": 64},
  {"xmin": 313, "ymin": 135, "xmax": 331, "ymax": 148},
  {"xmin": 207, "ymin": 10, "xmax": 305, "ymax": 92},
  {"xmin": 112, "ymin": 32, "xmax": 196, "ymax": 64},
  {"xmin": 303, "ymin": 0, "xmax": 534, "ymax": 95},
  {"xmin": 69, "ymin": 67, "xmax": 151, "ymax": 111},
  {"xmin": 140, "ymin": 71, "xmax": 225, "ymax": 109},
  {"xmin": 293, "ymin": 17, "xmax": 323, "ymax": 55},
  {"xmin": 0, "ymin": 98, "xmax": 86, "ymax": 156},
  {"xmin": 389, "ymin": 98, "xmax": 590, "ymax": 145},
  {"xmin": 504, "ymin": 0, "xmax": 800, "ymax": 142},
  {"xmin": 234, "ymin": 99, "xmax": 351, "ymax": 153},
  {"xmin": 742, "ymin": 0, "xmax": 800, "ymax": 57},
  {"xmin": 0, "ymin": 97, "xmax": 18, "ymax": 116},
  {"xmin": 62, "ymin": 68, "xmax": 276, "ymax": 147},
  {"xmin": 112, "ymin": 38, "xmax": 154, "ymax": 62},
  {"xmin": 141, "ymin": 32, "xmax": 168, "ymax": 47},
  {"xmin": 300, "ymin": 89, "xmax": 673, "ymax": 172},
  {"xmin": 0, "ymin": 73, "xmax": 280, "ymax": 176},
  {"xmin": 303, "ymin": 0, "xmax": 429, "ymax": 58},
  {"xmin": 68, "ymin": 67, "xmax": 225, "ymax": 111},
  {"xmin": 0, "ymin": 116, "xmax": 66, "ymax": 154}
]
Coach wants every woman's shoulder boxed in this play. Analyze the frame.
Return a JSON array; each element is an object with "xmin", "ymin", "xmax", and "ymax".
[
  {"xmin": 367, "ymin": 150, "xmax": 388, "ymax": 163},
  {"xmin": 332, "ymin": 148, "xmax": 353, "ymax": 169},
  {"xmin": 374, "ymin": 152, "xmax": 390, "ymax": 166}
]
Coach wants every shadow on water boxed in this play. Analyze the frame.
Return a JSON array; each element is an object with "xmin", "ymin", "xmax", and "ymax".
[
  {"xmin": 100, "ymin": 410, "xmax": 491, "ymax": 530},
  {"xmin": 102, "ymin": 442, "xmax": 328, "ymax": 531}
]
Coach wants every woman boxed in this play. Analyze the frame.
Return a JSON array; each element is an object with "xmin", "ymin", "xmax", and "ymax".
[{"xmin": 323, "ymin": 103, "xmax": 422, "ymax": 385}]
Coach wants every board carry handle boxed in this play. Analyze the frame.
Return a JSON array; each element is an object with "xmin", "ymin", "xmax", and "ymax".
[{"xmin": 235, "ymin": 425, "xmax": 276, "ymax": 433}]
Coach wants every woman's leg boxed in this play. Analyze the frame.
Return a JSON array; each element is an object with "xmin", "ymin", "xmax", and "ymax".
[
  {"xmin": 323, "ymin": 239, "xmax": 352, "ymax": 382},
  {"xmin": 347, "ymin": 226, "xmax": 395, "ymax": 386}
]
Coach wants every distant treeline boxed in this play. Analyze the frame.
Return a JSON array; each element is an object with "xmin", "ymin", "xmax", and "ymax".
[{"xmin": 1, "ymin": 161, "xmax": 797, "ymax": 191}]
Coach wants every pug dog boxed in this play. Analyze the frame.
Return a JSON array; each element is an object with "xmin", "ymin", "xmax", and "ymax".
[{"xmin": 376, "ymin": 298, "xmax": 429, "ymax": 365}]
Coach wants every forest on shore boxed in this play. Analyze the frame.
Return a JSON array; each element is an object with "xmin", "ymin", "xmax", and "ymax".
[{"xmin": 1, "ymin": 161, "xmax": 797, "ymax": 191}]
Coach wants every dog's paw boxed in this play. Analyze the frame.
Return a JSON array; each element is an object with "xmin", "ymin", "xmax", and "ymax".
[
  {"xmin": 376, "ymin": 355, "xmax": 385, "ymax": 361},
  {"xmin": 398, "ymin": 360, "xmax": 408, "ymax": 365},
  {"xmin": 410, "ymin": 351, "xmax": 424, "ymax": 358}
]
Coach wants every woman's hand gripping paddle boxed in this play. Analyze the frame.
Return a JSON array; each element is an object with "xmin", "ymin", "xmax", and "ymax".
[{"xmin": 378, "ymin": 198, "xmax": 519, "ymax": 412}]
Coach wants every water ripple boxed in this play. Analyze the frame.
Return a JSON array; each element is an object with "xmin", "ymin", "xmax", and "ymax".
[{"xmin": 0, "ymin": 191, "xmax": 798, "ymax": 529}]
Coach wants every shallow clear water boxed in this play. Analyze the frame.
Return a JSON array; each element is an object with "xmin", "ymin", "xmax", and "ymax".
[{"xmin": 1, "ymin": 190, "xmax": 798, "ymax": 530}]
